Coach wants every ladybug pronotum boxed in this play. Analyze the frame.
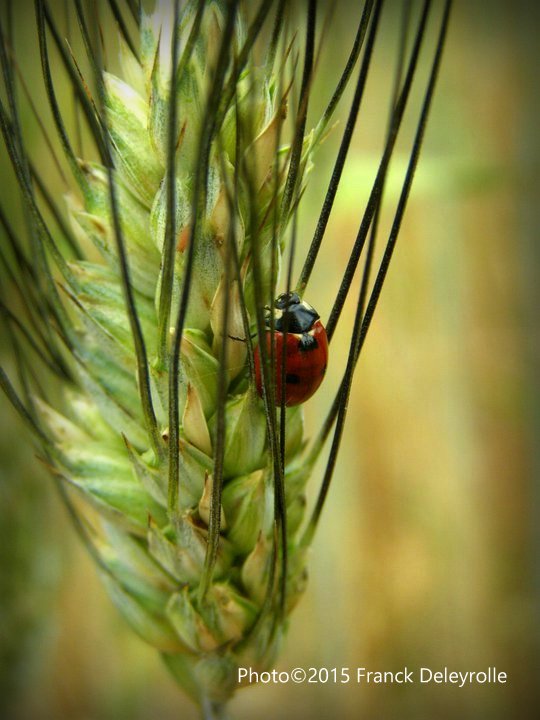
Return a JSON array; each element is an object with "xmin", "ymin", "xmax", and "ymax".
[{"xmin": 254, "ymin": 292, "xmax": 328, "ymax": 407}]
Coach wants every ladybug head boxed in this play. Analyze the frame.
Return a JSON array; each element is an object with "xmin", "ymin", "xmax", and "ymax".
[
  {"xmin": 274, "ymin": 292, "xmax": 301, "ymax": 310},
  {"xmin": 266, "ymin": 292, "xmax": 319, "ymax": 334}
]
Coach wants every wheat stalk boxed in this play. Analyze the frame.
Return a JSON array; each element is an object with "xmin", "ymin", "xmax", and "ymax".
[{"xmin": 0, "ymin": 0, "xmax": 451, "ymax": 717}]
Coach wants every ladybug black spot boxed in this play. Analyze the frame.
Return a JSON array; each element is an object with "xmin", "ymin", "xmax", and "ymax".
[{"xmin": 285, "ymin": 373, "xmax": 301, "ymax": 385}]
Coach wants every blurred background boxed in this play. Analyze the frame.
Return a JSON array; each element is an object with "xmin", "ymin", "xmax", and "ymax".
[{"xmin": 1, "ymin": 1, "xmax": 538, "ymax": 719}]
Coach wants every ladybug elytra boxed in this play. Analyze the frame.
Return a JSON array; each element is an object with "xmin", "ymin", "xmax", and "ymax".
[{"xmin": 254, "ymin": 292, "xmax": 328, "ymax": 407}]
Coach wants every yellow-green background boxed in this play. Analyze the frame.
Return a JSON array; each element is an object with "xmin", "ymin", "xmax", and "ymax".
[{"xmin": 1, "ymin": 1, "xmax": 538, "ymax": 718}]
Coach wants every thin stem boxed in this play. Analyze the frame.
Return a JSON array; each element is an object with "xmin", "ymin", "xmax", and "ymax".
[
  {"xmin": 238, "ymin": 108, "xmax": 288, "ymax": 620},
  {"xmin": 201, "ymin": 697, "xmax": 229, "ymax": 720},
  {"xmin": 156, "ymin": 0, "xmax": 180, "ymax": 368},
  {"xmin": 90, "ymin": 2, "xmax": 163, "ymax": 459},
  {"xmin": 303, "ymin": 0, "xmax": 453, "ymax": 545},
  {"xmin": 41, "ymin": 0, "xmax": 107, "ymax": 161},
  {"xmin": 325, "ymin": 0, "xmax": 432, "ymax": 342},
  {"xmin": 106, "ymin": 0, "xmax": 140, "ymax": 61},
  {"xmin": 296, "ymin": 0, "xmax": 381, "ymax": 295},
  {"xmin": 279, "ymin": 0, "xmax": 316, "ymax": 232},
  {"xmin": 279, "ymin": 0, "xmax": 316, "ymax": 471},
  {"xmin": 168, "ymin": 0, "xmax": 239, "ymax": 517},
  {"xmin": 200, "ymin": 169, "xmax": 234, "ymax": 600}
]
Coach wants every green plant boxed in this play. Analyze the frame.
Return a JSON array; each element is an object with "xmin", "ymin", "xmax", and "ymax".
[{"xmin": 0, "ymin": 1, "xmax": 450, "ymax": 717}]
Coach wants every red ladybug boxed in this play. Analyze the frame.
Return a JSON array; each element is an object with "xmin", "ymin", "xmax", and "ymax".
[{"xmin": 254, "ymin": 292, "xmax": 328, "ymax": 406}]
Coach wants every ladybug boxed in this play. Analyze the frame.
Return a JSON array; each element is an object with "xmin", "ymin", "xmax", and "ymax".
[{"xmin": 254, "ymin": 292, "xmax": 328, "ymax": 407}]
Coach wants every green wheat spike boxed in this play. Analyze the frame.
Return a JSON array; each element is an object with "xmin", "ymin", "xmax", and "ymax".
[{"xmin": 1, "ymin": 1, "xmax": 322, "ymax": 713}]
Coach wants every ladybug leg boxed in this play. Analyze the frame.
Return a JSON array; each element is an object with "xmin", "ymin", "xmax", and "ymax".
[
  {"xmin": 298, "ymin": 332, "xmax": 319, "ymax": 351},
  {"xmin": 227, "ymin": 330, "xmax": 258, "ymax": 342}
]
